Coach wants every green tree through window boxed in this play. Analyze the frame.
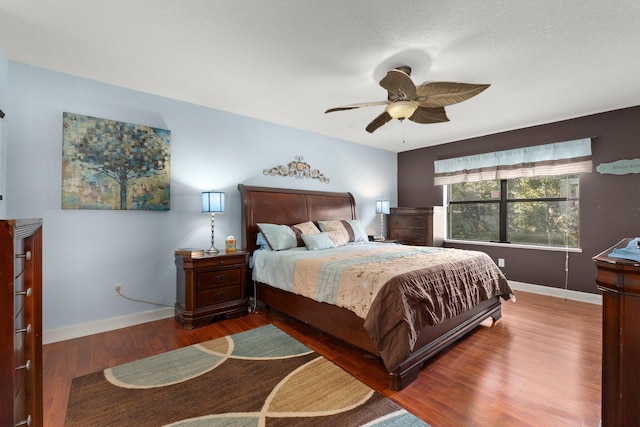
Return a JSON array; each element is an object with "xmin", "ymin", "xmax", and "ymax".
[{"xmin": 449, "ymin": 175, "xmax": 579, "ymax": 247}]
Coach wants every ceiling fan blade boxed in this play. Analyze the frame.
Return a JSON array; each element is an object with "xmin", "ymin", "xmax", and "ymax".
[
  {"xmin": 366, "ymin": 111, "xmax": 392, "ymax": 133},
  {"xmin": 379, "ymin": 69, "xmax": 417, "ymax": 102},
  {"xmin": 416, "ymin": 82, "xmax": 490, "ymax": 107},
  {"xmin": 325, "ymin": 100, "xmax": 389, "ymax": 113},
  {"xmin": 408, "ymin": 106, "xmax": 450, "ymax": 124}
]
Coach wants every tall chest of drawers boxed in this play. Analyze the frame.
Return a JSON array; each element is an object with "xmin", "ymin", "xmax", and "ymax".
[
  {"xmin": 1, "ymin": 219, "xmax": 43, "ymax": 427},
  {"xmin": 387, "ymin": 207, "xmax": 445, "ymax": 246},
  {"xmin": 593, "ymin": 239, "xmax": 640, "ymax": 427}
]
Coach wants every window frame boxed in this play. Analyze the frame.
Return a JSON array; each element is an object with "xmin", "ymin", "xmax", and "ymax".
[{"xmin": 446, "ymin": 175, "xmax": 580, "ymax": 249}]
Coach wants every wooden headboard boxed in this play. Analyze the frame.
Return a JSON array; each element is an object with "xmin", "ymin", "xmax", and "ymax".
[{"xmin": 238, "ymin": 184, "xmax": 356, "ymax": 253}]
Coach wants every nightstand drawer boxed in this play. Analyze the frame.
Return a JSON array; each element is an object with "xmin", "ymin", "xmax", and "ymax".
[
  {"xmin": 196, "ymin": 268, "xmax": 242, "ymax": 290},
  {"xmin": 390, "ymin": 215, "xmax": 427, "ymax": 229},
  {"xmin": 197, "ymin": 284, "xmax": 242, "ymax": 307},
  {"xmin": 207, "ymin": 254, "xmax": 246, "ymax": 266}
]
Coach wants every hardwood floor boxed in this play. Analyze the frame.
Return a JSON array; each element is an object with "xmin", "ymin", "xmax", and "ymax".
[{"xmin": 42, "ymin": 291, "xmax": 602, "ymax": 426}]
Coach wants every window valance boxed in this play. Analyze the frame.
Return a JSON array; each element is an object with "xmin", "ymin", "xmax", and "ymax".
[{"xmin": 433, "ymin": 138, "xmax": 592, "ymax": 185}]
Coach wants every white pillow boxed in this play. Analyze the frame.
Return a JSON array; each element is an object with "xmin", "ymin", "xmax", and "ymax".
[
  {"xmin": 257, "ymin": 223, "xmax": 298, "ymax": 251},
  {"xmin": 346, "ymin": 219, "xmax": 368, "ymax": 242},
  {"xmin": 256, "ymin": 232, "xmax": 270, "ymax": 249},
  {"xmin": 301, "ymin": 232, "xmax": 336, "ymax": 250}
]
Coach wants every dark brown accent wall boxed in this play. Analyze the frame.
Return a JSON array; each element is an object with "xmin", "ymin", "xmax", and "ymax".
[{"xmin": 398, "ymin": 106, "xmax": 640, "ymax": 294}]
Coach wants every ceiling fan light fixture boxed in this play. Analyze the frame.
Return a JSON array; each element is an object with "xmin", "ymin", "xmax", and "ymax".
[{"xmin": 386, "ymin": 101, "xmax": 418, "ymax": 120}]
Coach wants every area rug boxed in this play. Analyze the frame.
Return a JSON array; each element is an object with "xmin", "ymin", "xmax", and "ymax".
[{"xmin": 65, "ymin": 324, "xmax": 429, "ymax": 426}]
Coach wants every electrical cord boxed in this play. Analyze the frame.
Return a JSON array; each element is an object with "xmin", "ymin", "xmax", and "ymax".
[
  {"xmin": 115, "ymin": 288, "xmax": 172, "ymax": 307},
  {"xmin": 564, "ymin": 248, "xmax": 570, "ymax": 294},
  {"xmin": 115, "ymin": 282, "xmax": 259, "ymax": 311},
  {"xmin": 248, "ymin": 280, "xmax": 261, "ymax": 314}
]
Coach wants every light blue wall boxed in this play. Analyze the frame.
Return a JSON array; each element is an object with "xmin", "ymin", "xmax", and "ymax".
[{"xmin": 5, "ymin": 62, "xmax": 397, "ymax": 332}]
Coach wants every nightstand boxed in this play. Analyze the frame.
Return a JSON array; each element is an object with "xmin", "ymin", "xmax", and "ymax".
[{"xmin": 174, "ymin": 251, "xmax": 248, "ymax": 329}]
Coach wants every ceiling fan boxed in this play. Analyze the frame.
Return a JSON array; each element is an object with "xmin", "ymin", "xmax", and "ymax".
[{"xmin": 325, "ymin": 66, "xmax": 490, "ymax": 133}]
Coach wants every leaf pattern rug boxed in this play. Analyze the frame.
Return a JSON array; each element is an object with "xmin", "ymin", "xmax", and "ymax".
[{"xmin": 65, "ymin": 324, "xmax": 429, "ymax": 426}]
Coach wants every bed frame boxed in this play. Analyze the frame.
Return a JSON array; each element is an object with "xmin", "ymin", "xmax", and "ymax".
[{"xmin": 238, "ymin": 184, "xmax": 503, "ymax": 390}]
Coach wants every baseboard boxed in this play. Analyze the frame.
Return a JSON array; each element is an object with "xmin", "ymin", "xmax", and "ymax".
[
  {"xmin": 43, "ymin": 307, "xmax": 174, "ymax": 345},
  {"xmin": 43, "ymin": 282, "xmax": 599, "ymax": 344},
  {"xmin": 508, "ymin": 280, "xmax": 602, "ymax": 305}
]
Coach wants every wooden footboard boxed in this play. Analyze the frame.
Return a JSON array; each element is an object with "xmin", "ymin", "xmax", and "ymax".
[
  {"xmin": 255, "ymin": 282, "xmax": 379, "ymax": 355},
  {"xmin": 389, "ymin": 296, "xmax": 502, "ymax": 390},
  {"xmin": 256, "ymin": 281, "xmax": 502, "ymax": 390}
]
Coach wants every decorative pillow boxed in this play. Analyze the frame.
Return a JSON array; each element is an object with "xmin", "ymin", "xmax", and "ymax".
[
  {"xmin": 301, "ymin": 232, "xmax": 336, "ymax": 250},
  {"xmin": 317, "ymin": 220, "xmax": 350, "ymax": 246},
  {"xmin": 317, "ymin": 219, "xmax": 367, "ymax": 246},
  {"xmin": 345, "ymin": 220, "xmax": 368, "ymax": 242},
  {"xmin": 293, "ymin": 221, "xmax": 320, "ymax": 235},
  {"xmin": 291, "ymin": 221, "xmax": 321, "ymax": 247},
  {"xmin": 257, "ymin": 223, "xmax": 298, "ymax": 251}
]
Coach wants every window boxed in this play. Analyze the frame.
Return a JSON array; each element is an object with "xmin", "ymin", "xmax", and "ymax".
[{"xmin": 448, "ymin": 174, "xmax": 579, "ymax": 247}]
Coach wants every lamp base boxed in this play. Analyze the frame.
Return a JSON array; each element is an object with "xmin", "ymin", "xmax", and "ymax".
[
  {"xmin": 206, "ymin": 247, "xmax": 220, "ymax": 254},
  {"xmin": 379, "ymin": 212, "xmax": 386, "ymax": 242}
]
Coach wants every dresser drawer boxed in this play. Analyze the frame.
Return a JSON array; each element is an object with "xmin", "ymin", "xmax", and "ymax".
[
  {"xmin": 390, "ymin": 215, "xmax": 427, "ymax": 229},
  {"xmin": 389, "ymin": 228, "xmax": 427, "ymax": 244},
  {"xmin": 196, "ymin": 268, "xmax": 242, "ymax": 291},
  {"xmin": 197, "ymin": 284, "xmax": 242, "ymax": 307}
]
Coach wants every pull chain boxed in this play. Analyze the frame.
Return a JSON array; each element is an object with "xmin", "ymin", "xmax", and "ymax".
[
  {"xmin": 400, "ymin": 119, "xmax": 406, "ymax": 143},
  {"xmin": 403, "ymin": 120, "xmax": 406, "ymax": 143}
]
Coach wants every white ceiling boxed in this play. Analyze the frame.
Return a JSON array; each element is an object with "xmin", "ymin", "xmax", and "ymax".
[{"xmin": 1, "ymin": 0, "xmax": 639, "ymax": 153}]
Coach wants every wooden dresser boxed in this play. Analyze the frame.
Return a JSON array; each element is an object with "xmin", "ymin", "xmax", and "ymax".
[
  {"xmin": 175, "ymin": 251, "xmax": 248, "ymax": 328},
  {"xmin": 593, "ymin": 238, "xmax": 640, "ymax": 427},
  {"xmin": 1, "ymin": 219, "xmax": 43, "ymax": 427},
  {"xmin": 387, "ymin": 207, "xmax": 445, "ymax": 246}
]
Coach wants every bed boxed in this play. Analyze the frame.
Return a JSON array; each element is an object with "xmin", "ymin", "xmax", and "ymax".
[{"xmin": 238, "ymin": 184, "xmax": 512, "ymax": 390}]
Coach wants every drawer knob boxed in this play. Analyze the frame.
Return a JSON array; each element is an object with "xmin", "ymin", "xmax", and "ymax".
[
  {"xmin": 216, "ymin": 275, "xmax": 225, "ymax": 283},
  {"xmin": 16, "ymin": 360, "xmax": 31, "ymax": 371},
  {"xmin": 15, "ymin": 287, "xmax": 32, "ymax": 297},
  {"xmin": 215, "ymin": 291, "xmax": 225, "ymax": 300},
  {"xmin": 16, "ymin": 250, "xmax": 31, "ymax": 260},
  {"xmin": 15, "ymin": 415, "xmax": 32, "ymax": 427},
  {"xmin": 15, "ymin": 324, "xmax": 32, "ymax": 335}
]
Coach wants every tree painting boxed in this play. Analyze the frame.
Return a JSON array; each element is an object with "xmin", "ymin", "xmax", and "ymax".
[{"xmin": 62, "ymin": 112, "xmax": 171, "ymax": 210}]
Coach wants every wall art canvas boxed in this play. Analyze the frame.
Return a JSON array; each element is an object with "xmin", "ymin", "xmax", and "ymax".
[{"xmin": 62, "ymin": 112, "xmax": 171, "ymax": 210}]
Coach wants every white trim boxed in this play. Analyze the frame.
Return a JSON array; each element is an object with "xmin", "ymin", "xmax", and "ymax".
[
  {"xmin": 42, "ymin": 282, "xmax": 599, "ymax": 344},
  {"xmin": 446, "ymin": 238, "xmax": 583, "ymax": 253},
  {"xmin": 43, "ymin": 307, "xmax": 174, "ymax": 344},
  {"xmin": 508, "ymin": 280, "xmax": 602, "ymax": 305}
]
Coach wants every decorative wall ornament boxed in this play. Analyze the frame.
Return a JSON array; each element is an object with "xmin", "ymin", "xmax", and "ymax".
[
  {"xmin": 62, "ymin": 112, "xmax": 171, "ymax": 210},
  {"xmin": 263, "ymin": 155, "xmax": 330, "ymax": 183},
  {"xmin": 596, "ymin": 158, "xmax": 640, "ymax": 175}
]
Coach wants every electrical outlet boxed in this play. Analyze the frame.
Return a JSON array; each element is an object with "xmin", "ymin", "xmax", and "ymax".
[
  {"xmin": 113, "ymin": 283, "xmax": 122, "ymax": 296},
  {"xmin": 498, "ymin": 258, "xmax": 505, "ymax": 268}
]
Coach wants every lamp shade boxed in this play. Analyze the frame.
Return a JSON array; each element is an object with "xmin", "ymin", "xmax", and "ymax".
[
  {"xmin": 386, "ymin": 101, "xmax": 418, "ymax": 120},
  {"xmin": 375, "ymin": 200, "xmax": 390, "ymax": 215},
  {"xmin": 202, "ymin": 191, "xmax": 225, "ymax": 213}
]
